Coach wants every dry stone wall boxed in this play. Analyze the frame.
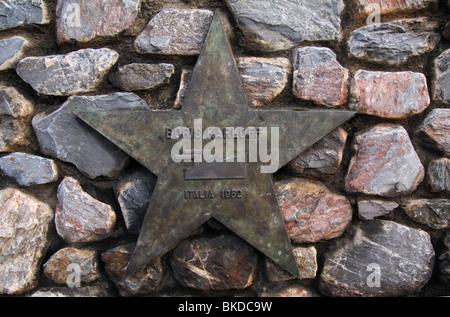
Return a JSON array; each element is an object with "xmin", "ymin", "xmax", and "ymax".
[{"xmin": 0, "ymin": 0, "xmax": 449, "ymax": 297}]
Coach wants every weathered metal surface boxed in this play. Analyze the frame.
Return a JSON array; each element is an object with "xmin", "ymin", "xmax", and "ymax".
[{"xmin": 75, "ymin": 11, "xmax": 355, "ymax": 278}]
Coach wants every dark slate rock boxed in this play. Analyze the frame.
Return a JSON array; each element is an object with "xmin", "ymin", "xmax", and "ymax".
[
  {"xmin": 427, "ymin": 158, "xmax": 450, "ymax": 193},
  {"xmin": 320, "ymin": 220, "xmax": 435, "ymax": 297},
  {"xmin": 433, "ymin": 49, "xmax": 450, "ymax": 104},
  {"xmin": 0, "ymin": 152, "xmax": 58, "ymax": 187},
  {"xmin": 0, "ymin": 0, "xmax": 49, "ymax": 31},
  {"xmin": 109, "ymin": 63, "xmax": 174, "ymax": 91},
  {"xmin": 32, "ymin": 92, "xmax": 149, "ymax": 179},
  {"xmin": 348, "ymin": 17, "xmax": 440, "ymax": 65},
  {"xmin": 0, "ymin": 36, "xmax": 28, "ymax": 71},
  {"xmin": 439, "ymin": 230, "xmax": 450, "ymax": 284},
  {"xmin": 417, "ymin": 108, "xmax": 450, "ymax": 156},
  {"xmin": 402, "ymin": 199, "xmax": 450, "ymax": 230}
]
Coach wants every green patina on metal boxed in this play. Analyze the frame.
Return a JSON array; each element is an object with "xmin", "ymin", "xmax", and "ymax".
[{"xmin": 75, "ymin": 11, "xmax": 355, "ymax": 278}]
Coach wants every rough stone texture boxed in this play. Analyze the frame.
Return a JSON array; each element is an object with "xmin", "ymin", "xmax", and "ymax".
[
  {"xmin": 350, "ymin": 70, "xmax": 430, "ymax": 119},
  {"xmin": 357, "ymin": 199, "xmax": 399, "ymax": 220},
  {"xmin": 0, "ymin": 86, "xmax": 34, "ymax": 118},
  {"xmin": 293, "ymin": 47, "xmax": 349, "ymax": 107},
  {"xmin": 109, "ymin": 63, "xmax": 174, "ymax": 91},
  {"xmin": 0, "ymin": 116, "xmax": 28, "ymax": 152},
  {"xmin": 320, "ymin": 220, "xmax": 435, "ymax": 297},
  {"xmin": 55, "ymin": 177, "xmax": 116, "ymax": 244},
  {"xmin": 401, "ymin": 199, "xmax": 450, "ymax": 230},
  {"xmin": 237, "ymin": 57, "xmax": 290, "ymax": 107},
  {"xmin": 289, "ymin": 128, "xmax": 347, "ymax": 177},
  {"xmin": 345, "ymin": 124, "xmax": 424, "ymax": 197},
  {"xmin": 43, "ymin": 247, "xmax": 100, "ymax": 285},
  {"xmin": 0, "ymin": 188, "xmax": 54, "ymax": 295},
  {"xmin": 114, "ymin": 169, "xmax": 157, "ymax": 235},
  {"xmin": 226, "ymin": 0, "xmax": 344, "ymax": 52},
  {"xmin": 56, "ymin": 0, "xmax": 141, "ymax": 43},
  {"xmin": 427, "ymin": 158, "xmax": 450, "ymax": 193},
  {"xmin": 0, "ymin": 152, "xmax": 58, "ymax": 187},
  {"xmin": 16, "ymin": 48, "xmax": 119, "ymax": 96},
  {"xmin": 32, "ymin": 92, "xmax": 149, "ymax": 179},
  {"xmin": 439, "ymin": 230, "xmax": 450, "ymax": 284},
  {"xmin": 352, "ymin": 0, "xmax": 438, "ymax": 20},
  {"xmin": 348, "ymin": 18, "xmax": 440, "ymax": 65},
  {"xmin": 0, "ymin": 0, "xmax": 49, "ymax": 30},
  {"xmin": 102, "ymin": 243, "xmax": 163, "ymax": 296},
  {"xmin": 443, "ymin": 22, "xmax": 450, "ymax": 42},
  {"xmin": 170, "ymin": 234, "xmax": 259, "ymax": 291},
  {"xmin": 0, "ymin": 36, "xmax": 28, "ymax": 71},
  {"xmin": 173, "ymin": 67, "xmax": 193, "ymax": 110},
  {"xmin": 417, "ymin": 109, "xmax": 450, "ymax": 156},
  {"xmin": 260, "ymin": 284, "xmax": 316, "ymax": 297},
  {"xmin": 31, "ymin": 285, "xmax": 110, "ymax": 297},
  {"xmin": 433, "ymin": 49, "xmax": 450, "ymax": 104},
  {"xmin": 274, "ymin": 178, "xmax": 352, "ymax": 243},
  {"xmin": 265, "ymin": 246, "xmax": 317, "ymax": 282},
  {"xmin": 134, "ymin": 9, "xmax": 213, "ymax": 55}
]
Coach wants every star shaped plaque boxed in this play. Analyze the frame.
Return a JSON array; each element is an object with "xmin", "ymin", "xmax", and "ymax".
[{"xmin": 75, "ymin": 11, "xmax": 355, "ymax": 278}]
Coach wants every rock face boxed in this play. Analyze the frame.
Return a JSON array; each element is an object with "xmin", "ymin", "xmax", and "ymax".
[
  {"xmin": 134, "ymin": 9, "xmax": 213, "ymax": 55},
  {"xmin": 102, "ymin": 244, "xmax": 163, "ymax": 296},
  {"xmin": 237, "ymin": 57, "xmax": 290, "ymax": 107},
  {"xmin": 289, "ymin": 128, "xmax": 347, "ymax": 177},
  {"xmin": 55, "ymin": 177, "xmax": 116, "ymax": 244},
  {"xmin": 293, "ymin": 47, "xmax": 349, "ymax": 107},
  {"xmin": 274, "ymin": 178, "xmax": 352, "ymax": 243},
  {"xmin": 345, "ymin": 124, "xmax": 424, "ymax": 197},
  {"xmin": 417, "ymin": 109, "xmax": 450, "ymax": 156},
  {"xmin": 109, "ymin": 63, "xmax": 174, "ymax": 91},
  {"xmin": 32, "ymin": 92, "xmax": 149, "ymax": 179},
  {"xmin": 16, "ymin": 48, "xmax": 119, "ymax": 96},
  {"xmin": 402, "ymin": 199, "xmax": 450, "ymax": 230},
  {"xmin": 427, "ymin": 158, "xmax": 450, "ymax": 193},
  {"xmin": 0, "ymin": 36, "xmax": 28, "ymax": 71},
  {"xmin": 320, "ymin": 220, "xmax": 435, "ymax": 297},
  {"xmin": 350, "ymin": 70, "xmax": 430, "ymax": 119},
  {"xmin": 115, "ymin": 169, "xmax": 157, "ymax": 235},
  {"xmin": 0, "ymin": 152, "xmax": 58, "ymax": 187},
  {"xmin": 0, "ymin": 0, "xmax": 49, "ymax": 30},
  {"xmin": 0, "ymin": 188, "xmax": 54, "ymax": 295},
  {"xmin": 170, "ymin": 234, "xmax": 259, "ymax": 291},
  {"xmin": 56, "ymin": 0, "xmax": 141, "ymax": 43},
  {"xmin": 226, "ymin": 0, "xmax": 344, "ymax": 52},
  {"xmin": 43, "ymin": 247, "xmax": 100, "ymax": 285},
  {"xmin": 348, "ymin": 18, "xmax": 440, "ymax": 65},
  {"xmin": 433, "ymin": 49, "xmax": 450, "ymax": 104},
  {"xmin": 0, "ymin": 86, "xmax": 34, "ymax": 118},
  {"xmin": 357, "ymin": 199, "xmax": 399, "ymax": 220}
]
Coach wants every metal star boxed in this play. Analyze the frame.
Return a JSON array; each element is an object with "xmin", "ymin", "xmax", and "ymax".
[{"xmin": 75, "ymin": 11, "xmax": 354, "ymax": 278}]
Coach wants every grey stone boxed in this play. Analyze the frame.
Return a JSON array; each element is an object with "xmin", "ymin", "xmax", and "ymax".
[
  {"xmin": 345, "ymin": 124, "xmax": 424, "ymax": 197},
  {"xmin": 427, "ymin": 158, "xmax": 450, "ymax": 193},
  {"xmin": 226, "ymin": 0, "xmax": 344, "ymax": 52},
  {"xmin": 0, "ymin": 86, "xmax": 34, "ymax": 118},
  {"xmin": 134, "ymin": 9, "xmax": 213, "ymax": 55},
  {"xmin": 417, "ymin": 108, "xmax": 450, "ymax": 156},
  {"xmin": 320, "ymin": 220, "xmax": 435, "ymax": 297},
  {"xmin": 0, "ymin": 116, "xmax": 29, "ymax": 152},
  {"xmin": 348, "ymin": 18, "xmax": 440, "ymax": 65},
  {"xmin": 56, "ymin": 0, "xmax": 141, "ymax": 43},
  {"xmin": 293, "ymin": 47, "xmax": 349, "ymax": 107},
  {"xmin": 16, "ymin": 48, "xmax": 119, "ymax": 96},
  {"xmin": 0, "ymin": 152, "xmax": 58, "ymax": 186},
  {"xmin": 433, "ymin": 49, "xmax": 450, "ymax": 104},
  {"xmin": 402, "ymin": 199, "xmax": 450, "ymax": 230},
  {"xmin": 0, "ymin": 188, "xmax": 54, "ymax": 295},
  {"xmin": 0, "ymin": 0, "xmax": 49, "ymax": 31},
  {"xmin": 115, "ymin": 169, "xmax": 157, "ymax": 235},
  {"xmin": 357, "ymin": 199, "xmax": 399, "ymax": 220},
  {"xmin": 32, "ymin": 92, "xmax": 149, "ymax": 179},
  {"xmin": 55, "ymin": 177, "xmax": 116, "ymax": 244},
  {"xmin": 109, "ymin": 63, "xmax": 174, "ymax": 91},
  {"xmin": 0, "ymin": 36, "xmax": 28, "ymax": 71}
]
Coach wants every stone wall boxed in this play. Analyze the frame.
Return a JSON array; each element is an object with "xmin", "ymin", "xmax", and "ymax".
[{"xmin": 0, "ymin": 0, "xmax": 449, "ymax": 297}]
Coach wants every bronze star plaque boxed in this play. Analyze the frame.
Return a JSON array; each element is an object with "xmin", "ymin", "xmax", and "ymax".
[{"xmin": 75, "ymin": 11, "xmax": 355, "ymax": 278}]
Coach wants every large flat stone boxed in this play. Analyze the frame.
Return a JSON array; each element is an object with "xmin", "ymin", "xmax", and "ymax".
[
  {"xmin": 32, "ymin": 92, "xmax": 149, "ymax": 179},
  {"xmin": 226, "ymin": 0, "xmax": 344, "ymax": 52}
]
